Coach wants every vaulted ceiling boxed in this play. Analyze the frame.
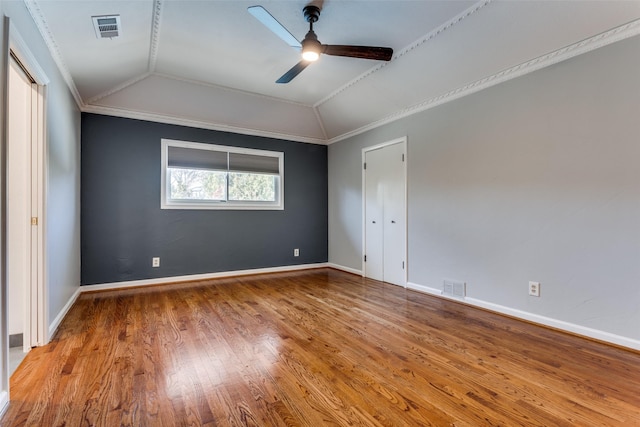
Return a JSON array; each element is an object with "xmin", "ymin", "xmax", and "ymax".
[{"xmin": 26, "ymin": 0, "xmax": 640, "ymax": 144}]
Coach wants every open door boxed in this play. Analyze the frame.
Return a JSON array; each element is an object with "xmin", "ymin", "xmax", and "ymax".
[
  {"xmin": 8, "ymin": 52, "xmax": 45, "ymax": 356},
  {"xmin": 2, "ymin": 20, "xmax": 48, "ymax": 405}
]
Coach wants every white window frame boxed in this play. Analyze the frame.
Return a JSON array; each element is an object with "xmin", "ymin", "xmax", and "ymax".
[{"xmin": 161, "ymin": 139, "xmax": 284, "ymax": 210}]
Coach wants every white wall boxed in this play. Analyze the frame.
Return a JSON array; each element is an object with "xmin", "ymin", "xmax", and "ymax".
[
  {"xmin": 328, "ymin": 35, "xmax": 640, "ymax": 348},
  {"xmin": 1, "ymin": 1, "xmax": 81, "ymax": 334}
]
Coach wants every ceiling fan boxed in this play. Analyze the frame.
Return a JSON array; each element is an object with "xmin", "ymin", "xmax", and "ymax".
[{"xmin": 248, "ymin": 4, "xmax": 394, "ymax": 83}]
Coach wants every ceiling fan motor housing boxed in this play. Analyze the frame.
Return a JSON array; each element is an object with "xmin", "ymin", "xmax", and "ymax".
[
  {"xmin": 302, "ymin": 30, "xmax": 322, "ymax": 52},
  {"xmin": 303, "ymin": 5, "xmax": 321, "ymax": 23},
  {"xmin": 301, "ymin": 5, "xmax": 322, "ymax": 61}
]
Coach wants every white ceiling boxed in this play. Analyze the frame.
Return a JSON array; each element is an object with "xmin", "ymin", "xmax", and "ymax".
[{"xmin": 26, "ymin": 0, "xmax": 640, "ymax": 144}]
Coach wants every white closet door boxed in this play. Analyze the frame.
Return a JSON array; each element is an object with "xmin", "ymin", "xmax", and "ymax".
[
  {"xmin": 364, "ymin": 147, "xmax": 385, "ymax": 281},
  {"xmin": 8, "ymin": 56, "xmax": 34, "ymax": 345},
  {"xmin": 364, "ymin": 141, "xmax": 406, "ymax": 286},
  {"xmin": 381, "ymin": 142, "xmax": 406, "ymax": 286}
]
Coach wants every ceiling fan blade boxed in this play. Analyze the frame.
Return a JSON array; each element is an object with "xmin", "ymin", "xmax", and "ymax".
[
  {"xmin": 323, "ymin": 45, "xmax": 393, "ymax": 61},
  {"xmin": 276, "ymin": 61, "xmax": 311, "ymax": 84},
  {"xmin": 248, "ymin": 6, "xmax": 301, "ymax": 49}
]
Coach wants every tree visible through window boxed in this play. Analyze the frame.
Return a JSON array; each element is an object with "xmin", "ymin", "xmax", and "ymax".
[
  {"xmin": 169, "ymin": 169, "xmax": 226, "ymax": 201},
  {"xmin": 229, "ymin": 173, "xmax": 276, "ymax": 201},
  {"xmin": 161, "ymin": 139, "xmax": 284, "ymax": 210}
]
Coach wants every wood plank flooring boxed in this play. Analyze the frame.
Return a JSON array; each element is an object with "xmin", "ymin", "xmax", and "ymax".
[{"xmin": 2, "ymin": 268, "xmax": 639, "ymax": 426}]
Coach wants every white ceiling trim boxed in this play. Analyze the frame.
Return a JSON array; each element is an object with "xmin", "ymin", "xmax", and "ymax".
[
  {"xmin": 314, "ymin": 0, "xmax": 491, "ymax": 109},
  {"xmin": 83, "ymin": 104, "xmax": 327, "ymax": 146},
  {"xmin": 25, "ymin": 0, "xmax": 327, "ymax": 143},
  {"xmin": 328, "ymin": 17, "xmax": 640, "ymax": 145},
  {"xmin": 81, "ymin": 69, "xmax": 329, "ymax": 143},
  {"xmin": 24, "ymin": 0, "xmax": 84, "ymax": 108},
  {"xmin": 148, "ymin": 0, "xmax": 164, "ymax": 71},
  {"xmin": 25, "ymin": 0, "xmax": 640, "ymax": 146},
  {"xmin": 9, "ymin": 20, "xmax": 50, "ymax": 85},
  {"xmin": 86, "ymin": 68, "xmax": 322, "ymax": 112},
  {"xmin": 87, "ymin": 72, "xmax": 152, "ymax": 104},
  {"xmin": 313, "ymin": 107, "xmax": 328, "ymax": 141}
]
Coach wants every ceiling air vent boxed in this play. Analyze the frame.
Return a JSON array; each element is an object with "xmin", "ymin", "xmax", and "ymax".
[{"xmin": 92, "ymin": 15, "xmax": 121, "ymax": 39}]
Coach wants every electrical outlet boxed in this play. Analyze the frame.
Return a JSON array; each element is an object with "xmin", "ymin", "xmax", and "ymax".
[
  {"xmin": 152, "ymin": 257, "xmax": 160, "ymax": 267},
  {"xmin": 529, "ymin": 281, "xmax": 540, "ymax": 297},
  {"xmin": 294, "ymin": 248, "xmax": 299, "ymax": 257}
]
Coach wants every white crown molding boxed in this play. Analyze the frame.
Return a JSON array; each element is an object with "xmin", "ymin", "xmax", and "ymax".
[
  {"xmin": 25, "ymin": 0, "xmax": 640, "ymax": 147},
  {"xmin": 328, "ymin": 17, "xmax": 640, "ymax": 144},
  {"xmin": 83, "ymin": 71, "xmax": 328, "ymax": 143},
  {"xmin": 148, "ymin": 0, "xmax": 164, "ymax": 71},
  {"xmin": 314, "ymin": 0, "xmax": 491, "ymax": 109},
  {"xmin": 24, "ymin": 0, "xmax": 84, "ymax": 108},
  {"xmin": 313, "ymin": 106, "xmax": 329, "ymax": 140},
  {"xmin": 82, "ymin": 104, "xmax": 328, "ymax": 145}
]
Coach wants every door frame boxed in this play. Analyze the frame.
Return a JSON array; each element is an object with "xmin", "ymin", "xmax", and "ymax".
[
  {"xmin": 9, "ymin": 18, "xmax": 49, "ymax": 349},
  {"xmin": 2, "ymin": 18, "xmax": 49, "ymax": 382},
  {"xmin": 5, "ymin": 21, "xmax": 49, "ymax": 350},
  {"xmin": 0, "ymin": 16, "xmax": 49, "ymax": 414},
  {"xmin": 361, "ymin": 136, "xmax": 408, "ymax": 285}
]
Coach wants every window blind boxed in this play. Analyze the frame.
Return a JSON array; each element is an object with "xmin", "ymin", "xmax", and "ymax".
[
  {"xmin": 167, "ymin": 146, "xmax": 227, "ymax": 171},
  {"xmin": 168, "ymin": 147, "xmax": 279, "ymax": 174},
  {"xmin": 229, "ymin": 152, "xmax": 280, "ymax": 174}
]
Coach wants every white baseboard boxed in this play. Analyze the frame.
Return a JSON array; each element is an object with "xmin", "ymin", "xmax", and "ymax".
[
  {"xmin": 0, "ymin": 390, "xmax": 8, "ymax": 418},
  {"xmin": 327, "ymin": 263, "xmax": 362, "ymax": 276},
  {"xmin": 407, "ymin": 282, "xmax": 443, "ymax": 297},
  {"xmin": 49, "ymin": 287, "xmax": 81, "ymax": 339},
  {"xmin": 80, "ymin": 263, "xmax": 330, "ymax": 293},
  {"xmin": 407, "ymin": 281, "xmax": 640, "ymax": 351}
]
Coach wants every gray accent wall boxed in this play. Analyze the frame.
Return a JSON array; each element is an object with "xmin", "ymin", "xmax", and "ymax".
[
  {"xmin": 328, "ymin": 35, "xmax": 640, "ymax": 343},
  {"xmin": 81, "ymin": 114, "xmax": 328, "ymax": 285},
  {"xmin": 2, "ymin": 2, "xmax": 82, "ymax": 330}
]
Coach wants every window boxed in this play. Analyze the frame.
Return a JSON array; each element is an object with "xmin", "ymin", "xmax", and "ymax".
[{"xmin": 161, "ymin": 139, "xmax": 284, "ymax": 210}]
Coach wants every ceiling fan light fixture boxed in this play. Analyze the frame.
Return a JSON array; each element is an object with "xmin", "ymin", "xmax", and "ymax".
[
  {"xmin": 302, "ymin": 49, "xmax": 319, "ymax": 62},
  {"xmin": 301, "ymin": 31, "xmax": 321, "ymax": 62}
]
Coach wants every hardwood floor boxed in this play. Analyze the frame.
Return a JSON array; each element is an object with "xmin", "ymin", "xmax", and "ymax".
[{"xmin": 2, "ymin": 268, "xmax": 639, "ymax": 426}]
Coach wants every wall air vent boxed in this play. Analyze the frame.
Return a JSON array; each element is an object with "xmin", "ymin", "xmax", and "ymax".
[
  {"xmin": 443, "ymin": 279, "xmax": 466, "ymax": 299},
  {"xmin": 92, "ymin": 15, "xmax": 121, "ymax": 39}
]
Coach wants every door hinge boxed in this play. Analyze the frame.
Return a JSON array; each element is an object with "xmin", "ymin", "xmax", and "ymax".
[
  {"xmin": 402, "ymin": 261, "xmax": 405, "ymax": 269},
  {"xmin": 402, "ymin": 153, "xmax": 405, "ymax": 162},
  {"xmin": 364, "ymin": 255, "xmax": 367, "ymax": 262},
  {"xmin": 363, "ymin": 162, "xmax": 367, "ymax": 170},
  {"xmin": 31, "ymin": 217, "xmax": 38, "ymax": 226}
]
